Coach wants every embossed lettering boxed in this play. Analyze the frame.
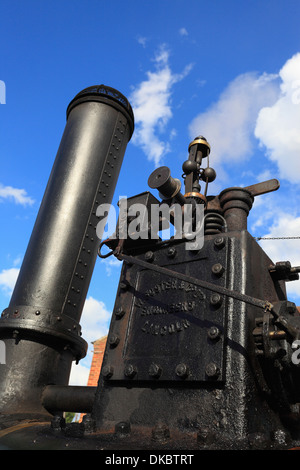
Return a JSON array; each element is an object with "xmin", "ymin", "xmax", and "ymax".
[
  {"xmin": 141, "ymin": 319, "xmax": 190, "ymax": 336},
  {"xmin": 140, "ymin": 301, "xmax": 195, "ymax": 316},
  {"xmin": 144, "ymin": 278, "xmax": 205, "ymax": 299}
]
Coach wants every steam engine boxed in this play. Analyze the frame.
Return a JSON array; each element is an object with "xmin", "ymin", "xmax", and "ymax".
[{"xmin": 1, "ymin": 85, "xmax": 300, "ymax": 450}]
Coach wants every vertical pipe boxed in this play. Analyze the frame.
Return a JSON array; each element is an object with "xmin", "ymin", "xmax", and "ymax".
[
  {"xmin": 0, "ymin": 85, "xmax": 134, "ymax": 417},
  {"xmin": 219, "ymin": 188, "xmax": 253, "ymax": 231}
]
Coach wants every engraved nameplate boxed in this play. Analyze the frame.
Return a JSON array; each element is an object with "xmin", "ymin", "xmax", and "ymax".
[{"xmin": 103, "ymin": 238, "xmax": 228, "ymax": 382}]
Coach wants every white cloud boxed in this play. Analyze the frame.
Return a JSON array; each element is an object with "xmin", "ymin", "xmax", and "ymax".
[
  {"xmin": 100, "ymin": 257, "xmax": 122, "ymax": 276},
  {"xmin": 70, "ymin": 296, "xmax": 111, "ymax": 385},
  {"xmin": 0, "ymin": 184, "xmax": 35, "ymax": 206},
  {"xmin": 0, "ymin": 267, "xmax": 19, "ymax": 295},
  {"xmin": 130, "ymin": 44, "xmax": 193, "ymax": 166},
  {"xmin": 189, "ymin": 72, "xmax": 280, "ymax": 180},
  {"xmin": 69, "ymin": 361, "xmax": 90, "ymax": 386},
  {"xmin": 179, "ymin": 27, "xmax": 188, "ymax": 36},
  {"xmin": 81, "ymin": 296, "xmax": 111, "ymax": 344},
  {"xmin": 137, "ymin": 35, "xmax": 147, "ymax": 48},
  {"xmin": 255, "ymin": 53, "xmax": 300, "ymax": 183}
]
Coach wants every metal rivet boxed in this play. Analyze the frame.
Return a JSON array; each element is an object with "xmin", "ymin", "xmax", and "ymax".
[
  {"xmin": 208, "ymin": 326, "xmax": 220, "ymax": 340},
  {"xmin": 145, "ymin": 251, "xmax": 154, "ymax": 262},
  {"xmin": 148, "ymin": 363, "xmax": 162, "ymax": 378},
  {"xmin": 124, "ymin": 364, "xmax": 137, "ymax": 378},
  {"xmin": 212, "ymin": 263, "xmax": 224, "ymax": 276},
  {"xmin": 205, "ymin": 362, "xmax": 220, "ymax": 378},
  {"xmin": 115, "ymin": 421, "xmax": 131, "ymax": 435},
  {"xmin": 175, "ymin": 363, "xmax": 189, "ymax": 379},
  {"xmin": 214, "ymin": 237, "xmax": 225, "ymax": 248},
  {"xmin": 210, "ymin": 293, "xmax": 223, "ymax": 308},
  {"xmin": 167, "ymin": 247, "xmax": 176, "ymax": 258},
  {"xmin": 109, "ymin": 334, "xmax": 120, "ymax": 347},
  {"xmin": 115, "ymin": 307, "xmax": 125, "ymax": 318},
  {"xmin": 120, "ymin": 281, "xmax": 129, "ymax": 291},
  {"xmin": 102, "ymin": 365, "xmax": 114, "ymax": 379}
]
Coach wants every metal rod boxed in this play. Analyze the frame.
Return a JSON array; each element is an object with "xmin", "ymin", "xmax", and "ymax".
[
  {"xmin": 42, "ymin": 385, "xmax": 96, "ymax": 413},
  {"xmin": 119, "ymin": 253, "xmax": 273, "ymax": 311}
]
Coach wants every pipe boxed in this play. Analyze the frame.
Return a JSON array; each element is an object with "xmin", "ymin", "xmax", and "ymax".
[
  {"xmin": 0, "ymin": 85, "xmax": 134, "ymax": 417},
  {"xmin": 42, "ymin": 385, "xmax": 96, "ymax": 413}
]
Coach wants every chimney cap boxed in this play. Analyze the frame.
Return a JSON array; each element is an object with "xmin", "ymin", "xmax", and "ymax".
[{"xmin": 67, "ymin": 84, "xmax": 134, "ymax": 139}]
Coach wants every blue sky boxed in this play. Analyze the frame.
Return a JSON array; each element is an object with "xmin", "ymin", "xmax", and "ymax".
[{"xmin": 1, "ymin": 0, "xmax": 300, "ymax": 385}]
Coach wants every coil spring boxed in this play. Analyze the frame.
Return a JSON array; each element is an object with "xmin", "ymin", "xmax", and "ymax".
[{"xmin": 204, "ymin": 212, "xmax": 227, "ymax": 235}]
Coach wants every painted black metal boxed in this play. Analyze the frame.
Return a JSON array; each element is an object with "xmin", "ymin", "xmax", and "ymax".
[
  {"xmin": 90, "ymin": 231, "xmax": 297, "ymax": 449},
  {"xmin": 42, "ymin": 385, "xmax": 96, "ymax": 413},
  {"xmin": 104, "ymin": 237, "xmax": 229, "ymax": 384},
  {"xmin": 0, "ymin": 85, "xmax": 134, "ymax": 418},
  {"xmin": 1, "ymin": 100, "xmax": 300, "ymax": 451}
]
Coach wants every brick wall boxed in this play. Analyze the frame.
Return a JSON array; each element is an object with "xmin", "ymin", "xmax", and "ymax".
[
  {"xmin": 87, "ymin": 336, "xmax": 107, "ymax": 386},
  {"xmin": 78, "ymin": 336, "xmax": 107, "ymax": 422}
]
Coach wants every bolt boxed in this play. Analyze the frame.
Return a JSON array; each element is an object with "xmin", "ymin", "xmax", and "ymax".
[
  {"xmin": 214, "ymin": 237, "xmax": 225, "ymax": 248},
  {"xmin": 148, "ymin": 363, "xmax": 162, "ymax": 378},
  {"xmin": 35, "ymin": 310, "xmax": 41, "ymax": 315},
  {"xmin": 115, "ymin": 307, "xmax": 125, "ymax": 318},
  {"xmin": 108, "ymin": 334, "xmax": 120, "ymax": 347},
  {"xmin": 82, "ymin": 414, "xmax": 95, "ymax": 434},
  {"xmin": 175, "ymin": 363, "xmax": 189, "ymax": 379},
  {"xmin": 124, "ymin": 364, "xmax": 137, "ymax": 378},
  {"xmin": 197, "ymin": 427, "xmax": 214, "ymax": 445},
  {"xmin": 115, "ymin": 421, "xmax": 131, "ymax": 436},
  {"xmin": 102, "ymin": 365, "xmax": 114, "ymax": 379},
  {"xmin": 205, "ymin": 362, "xmax": 220, "ymax": 378},
  {"xmin": 152, "ymin": 423, "xmax": 170, "ymax": 442},
  {"xmin": 51, "ymin": 415, "xmax": 65, "ymax": 431},
  {"xmin": 145, "ymin": 251, "xmax": 154, "ymax": 262},
  {"xmin": 167, "ymin": 247, "xmax": 176, "ymax": 258},
  {"xmin": 210, "ymin": 293, "xmax": 223, "ymax": 308},
  {"xmin": 212, "ymin": 263, "xmax": 224, "ymax": 276},
  {"xmin": 271, "ymin": 429, "xmax": 287, "ymax": 446},
  {"xmin": 208, "ymin": 326, "xmax": 221, "ymax": 340},
  {"xmin": 120, "ymin": 280, "xmax": 129, "ymax": 290}
]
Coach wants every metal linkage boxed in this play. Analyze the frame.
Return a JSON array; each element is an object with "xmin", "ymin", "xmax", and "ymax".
[{"xmin": 118, "ymin": 252, "xmax": 273, "ymax": 312}]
